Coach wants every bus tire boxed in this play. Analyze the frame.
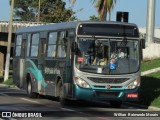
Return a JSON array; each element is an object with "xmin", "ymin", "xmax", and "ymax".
[
  {"xmin": 58, "ymin": 81, "xmax": 68, "ymax": 105},
  {"xmin": 27, "ymin": 79, "xmax": 37, "ymax": 98},
  {"xmin": 110, "ymin": 101, "xmax": 122, "ymax": 108}
]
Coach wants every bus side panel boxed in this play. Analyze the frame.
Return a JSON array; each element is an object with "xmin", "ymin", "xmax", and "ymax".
[{"xmin": 44, "ymin": 59, "xmax": 66, "ymax": 96}]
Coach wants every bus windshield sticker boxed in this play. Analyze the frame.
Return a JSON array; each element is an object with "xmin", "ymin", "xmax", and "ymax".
[
  {"xmin": 77, "ymin": 57, "xmax": 84, "ymax": 62},
  {"xmin": 97, "ymin": 67, "xmax": 102, "ymax": 73},
  {"xmin": 110, "ymin": 63, "xmax": 116, "ymax": 70}
]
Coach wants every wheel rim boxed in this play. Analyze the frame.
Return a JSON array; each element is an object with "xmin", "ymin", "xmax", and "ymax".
[
  {"xmin": 28, "ymin": 82, "xmax": 31, "ymax": 95},
  {"xmin": 59, "ymin": 84, "xmax": 63, "ymax": 99}
]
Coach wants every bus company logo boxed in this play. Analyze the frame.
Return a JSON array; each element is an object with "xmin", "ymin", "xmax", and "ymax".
[{"xmin": 107, "ymin": 85, "xmax": 111, "ymax": 90}]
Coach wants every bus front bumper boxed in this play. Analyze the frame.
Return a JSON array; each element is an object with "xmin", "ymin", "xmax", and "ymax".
[{"xmin": 74, "ymin": 85, "xmax": 140, "ymax": 102}]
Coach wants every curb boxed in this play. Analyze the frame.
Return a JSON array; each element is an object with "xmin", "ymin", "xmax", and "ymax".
[
  {"xmin": 0, "ymin": 84, "xmax": 19, "ymax": 89},
  {"xmin": 124, "ymin": 102, "xmax": 148, "ymax": 109},
  {"xmin": 124, "ymin": 102, "xmax": 160, "ymax": 111},
  {"xmin": 141, "ymin": 67, "xmax": 160, "ymax": 76},
  {"xmin": 148, "ymin": 106, "xmax": 160, "ymax": 111}
]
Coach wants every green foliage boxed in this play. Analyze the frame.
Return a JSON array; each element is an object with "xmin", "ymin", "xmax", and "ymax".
[
  {"xmin": 14, "ymin": 0, "xmax": 36, "ymax": 21},
  {"xmin": 141, "ymin": 58, "xmax": 160, "ymax": 72},
  {"xmin": 0, "ymin": 76, "xmax": 3, "ymax": 83},
  {"xmin": 71, "ymin": 0, "xmax": 116, "ymax": 21},
  {"xmin": 92, "ymin": 0, "xmax": 116, "ymax": 21},
  {"xmin": 140, "ymin": 73, "xmax": 160, "ymax": 108},
  {"xmin": 1, "ymin": 76, "xmax": 13, "ymax": 85},
  {"xmin": 151, "ymin": 96, "xmax": 160, "ymax": 108},
  {"xmin": 89, "ymin": 15, "xmax": 99, "ymax": 21},
  {"xmin": 14, "ymin": 0, "xmax": 77, "ymax": 22}
]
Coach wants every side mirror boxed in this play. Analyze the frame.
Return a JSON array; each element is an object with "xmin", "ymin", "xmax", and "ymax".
[
  {"xmin": 141, "ymin": 39, "xmax": 145, "ymax": 49},
  {"xmin": 71, "ymin": 42, "xmax": 78, "ymax": 52}
]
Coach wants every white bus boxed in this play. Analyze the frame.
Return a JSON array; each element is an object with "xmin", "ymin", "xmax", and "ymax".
[{"xmin": 13, "ymin": 21, "xmax": 144, "ymax": 107}]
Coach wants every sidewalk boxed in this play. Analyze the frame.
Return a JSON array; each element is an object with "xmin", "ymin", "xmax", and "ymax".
[
  {"xmin": 141, "ymin": 67, "xmax": 160, "ymax": 76},
  {"xmin": 0, "ymin": 83, "xmax": 19, "ymax": 89}
]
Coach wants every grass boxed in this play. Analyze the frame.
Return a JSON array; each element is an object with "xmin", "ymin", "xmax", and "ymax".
[
  {"xmin": 139, "ymin": 58, "xmax": 160, "ymax": 108},
  {"xmin": 151, "ymin": 96, "xmax": 160, "ymax": 108},
  {"xmin": 140, "ymin": 72, "xmax": 160, "ymax": 108},
  {"xmin": 141, "ymin": 58, "xmax": 160, "ymax": 72},
  {"xmin": 0, "ymin": 76, "xmax": 13, "ymax": 85}
]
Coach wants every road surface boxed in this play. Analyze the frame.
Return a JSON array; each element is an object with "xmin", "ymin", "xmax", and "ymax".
[{"xmin": 0, "ymin": 85, "xmax": 159, "ymax": 120}]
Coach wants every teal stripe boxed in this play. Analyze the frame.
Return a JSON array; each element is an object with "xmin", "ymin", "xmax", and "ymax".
[
  {"xmin": 118, "ymin": 92, "xmax": 123, "ymax": 97},
  {"xmin": 26, "ymin": 59, "xmax": 47, "ymax": 87}
]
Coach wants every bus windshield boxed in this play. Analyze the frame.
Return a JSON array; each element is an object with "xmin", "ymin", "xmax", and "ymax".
[{"xmin": 75, "ymin": 38, "xmax": 139, "ymax": 75}]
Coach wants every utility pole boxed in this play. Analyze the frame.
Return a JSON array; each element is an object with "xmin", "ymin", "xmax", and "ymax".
[
  {"xmin": 4, "ymin": 0, "xmax": 14, "ymax": 81},
  {"xmin": 37, "ymin": 0, "xmax": 40, "ymax": 22},
  {"xmin": 146, "ymin": 0, "xmax": 156, "ymax": 47}
]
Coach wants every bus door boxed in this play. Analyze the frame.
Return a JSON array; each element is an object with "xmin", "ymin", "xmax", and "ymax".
[
  {"xmin": 65, "ymin": 37, "xmax": 73, "ymax": 98},
  {"xmin": 38, "ymin": 33, "xmax": 47, "ymax": 94},
  {"xmin": 64, "ymin": 31, "xmax": 75, "ymax": 98},
  {"xmin": 20, "ymin": 34, "xmax": 27, "ymax": 88},
  {"xmin": 13, "ymin": 34, "xmax": 27, "ymax": 88}
]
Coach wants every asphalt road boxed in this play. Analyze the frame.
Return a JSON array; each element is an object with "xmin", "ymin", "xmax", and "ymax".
[{"xmin": 0, "ymin": 85, "xmax": 159, "ymax": 120}]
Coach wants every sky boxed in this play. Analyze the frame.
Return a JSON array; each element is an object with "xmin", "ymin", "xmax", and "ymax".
[{"xmin": 0, "ymin": 0, "xmax": 159, "ymax": 27}]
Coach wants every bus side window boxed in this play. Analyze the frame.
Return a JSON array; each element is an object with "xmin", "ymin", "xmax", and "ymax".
[
  {"xmin": 47, "ymin": 32, "xmax": 57, "ymax": 57},
  {"xmin": 26, "ymin": 34, "xmax": 31, "ymax": 57},
  {"xmin": 57, "ymin": 32, "xmax": 67, "ymax": 58},
  {"xmin": 31, "ymin": 46, "xmax": 38, "ymax": 57},
  {"xmin": 15, "ymin": 35, "xmax": 22, "ymax": 57},
  {"xmin": 30, "ymin": 33, "xmax": 39, "ymax": 57}
]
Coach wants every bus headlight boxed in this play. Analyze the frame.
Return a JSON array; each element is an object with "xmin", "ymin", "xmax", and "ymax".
[
  {"xmin": 74, "ymin": 77, "xmax": 91, "ymax": 88},
  {"xmin": 125, "ymin": 79, "xmax": 140, "ymax": 89}
]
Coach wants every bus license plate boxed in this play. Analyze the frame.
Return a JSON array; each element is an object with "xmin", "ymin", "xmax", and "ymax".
[{"xmin": 127, "ymin": 93, "xmax": 138, "ymax": 98}]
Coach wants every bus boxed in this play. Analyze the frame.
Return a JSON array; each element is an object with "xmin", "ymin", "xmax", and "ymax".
[{"xmin": 13, "ymin": 21, "xmax": 144, "ymax": 107}]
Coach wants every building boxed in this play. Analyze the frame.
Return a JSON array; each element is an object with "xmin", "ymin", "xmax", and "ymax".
[
  {"xmin": 139, "ymin": 27, "xmax": 160, "ymax": 60},
  {"xmin": 0, "ymin": 21, "xmax": 43, "ymax": 76}
]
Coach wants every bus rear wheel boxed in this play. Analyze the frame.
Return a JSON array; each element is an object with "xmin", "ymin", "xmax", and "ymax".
[
  {"xmin": 27, "ymin": 79, "xmax": 37, "ymax": 98},
  {"xmin": 110, "ymin": 101, "xmax": 122, "ymax": 108}
]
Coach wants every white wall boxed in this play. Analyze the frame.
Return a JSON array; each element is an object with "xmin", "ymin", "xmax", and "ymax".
[
  {"xmin": 139, "ymin": 27, "xmax": 160, "ymax": 38},
  {"xmin": 139, "ymin": 27, "xmax": 160, "ymax": 60}
]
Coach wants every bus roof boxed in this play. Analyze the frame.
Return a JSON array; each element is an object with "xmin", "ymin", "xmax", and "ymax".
[{"xmin": 16, "ymin": 21, "xmax": 138, "ymax": 34}]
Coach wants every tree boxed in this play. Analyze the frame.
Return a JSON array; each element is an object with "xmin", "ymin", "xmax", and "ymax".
[
  {"xmin": 39, "ymin": 0, "xmax": 77, "ymax": 22},
  {"xmin": 69, "ymin": 0, "xmax": 116, "ymax": 21},
  {"xmin": 89, "ymin": 15, "xmax": 99, "ymax": 21},
  {"xmin": 14, "ymin": 0, "xmax": 77, "ymax": 22},
  {"xmin": 93, "ymin": 0, "xmax": 116, "ymax": 21},
  {"xmin": 14, "ymin": 0, "xmax": 35, "ymax": 21}
]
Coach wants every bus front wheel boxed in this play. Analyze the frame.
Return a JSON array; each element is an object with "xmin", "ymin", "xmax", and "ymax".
[
  {"xmin": 58, "ymin": 81, "xmax": 68, "ymax": 105},
  {"xmin": 27, "ymin": 79, "xmax": 37, "ymax": 98}
]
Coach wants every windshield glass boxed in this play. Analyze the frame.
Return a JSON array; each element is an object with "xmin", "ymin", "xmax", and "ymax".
[{"xmin": 75, "ymin": 38, "xmax": 139, "ymax": 75}]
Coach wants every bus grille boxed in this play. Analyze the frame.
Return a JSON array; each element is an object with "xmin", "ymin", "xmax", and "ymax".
[{"xmin": 88, "ymin": 77, "xmax": 128, "ymax": 83}]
